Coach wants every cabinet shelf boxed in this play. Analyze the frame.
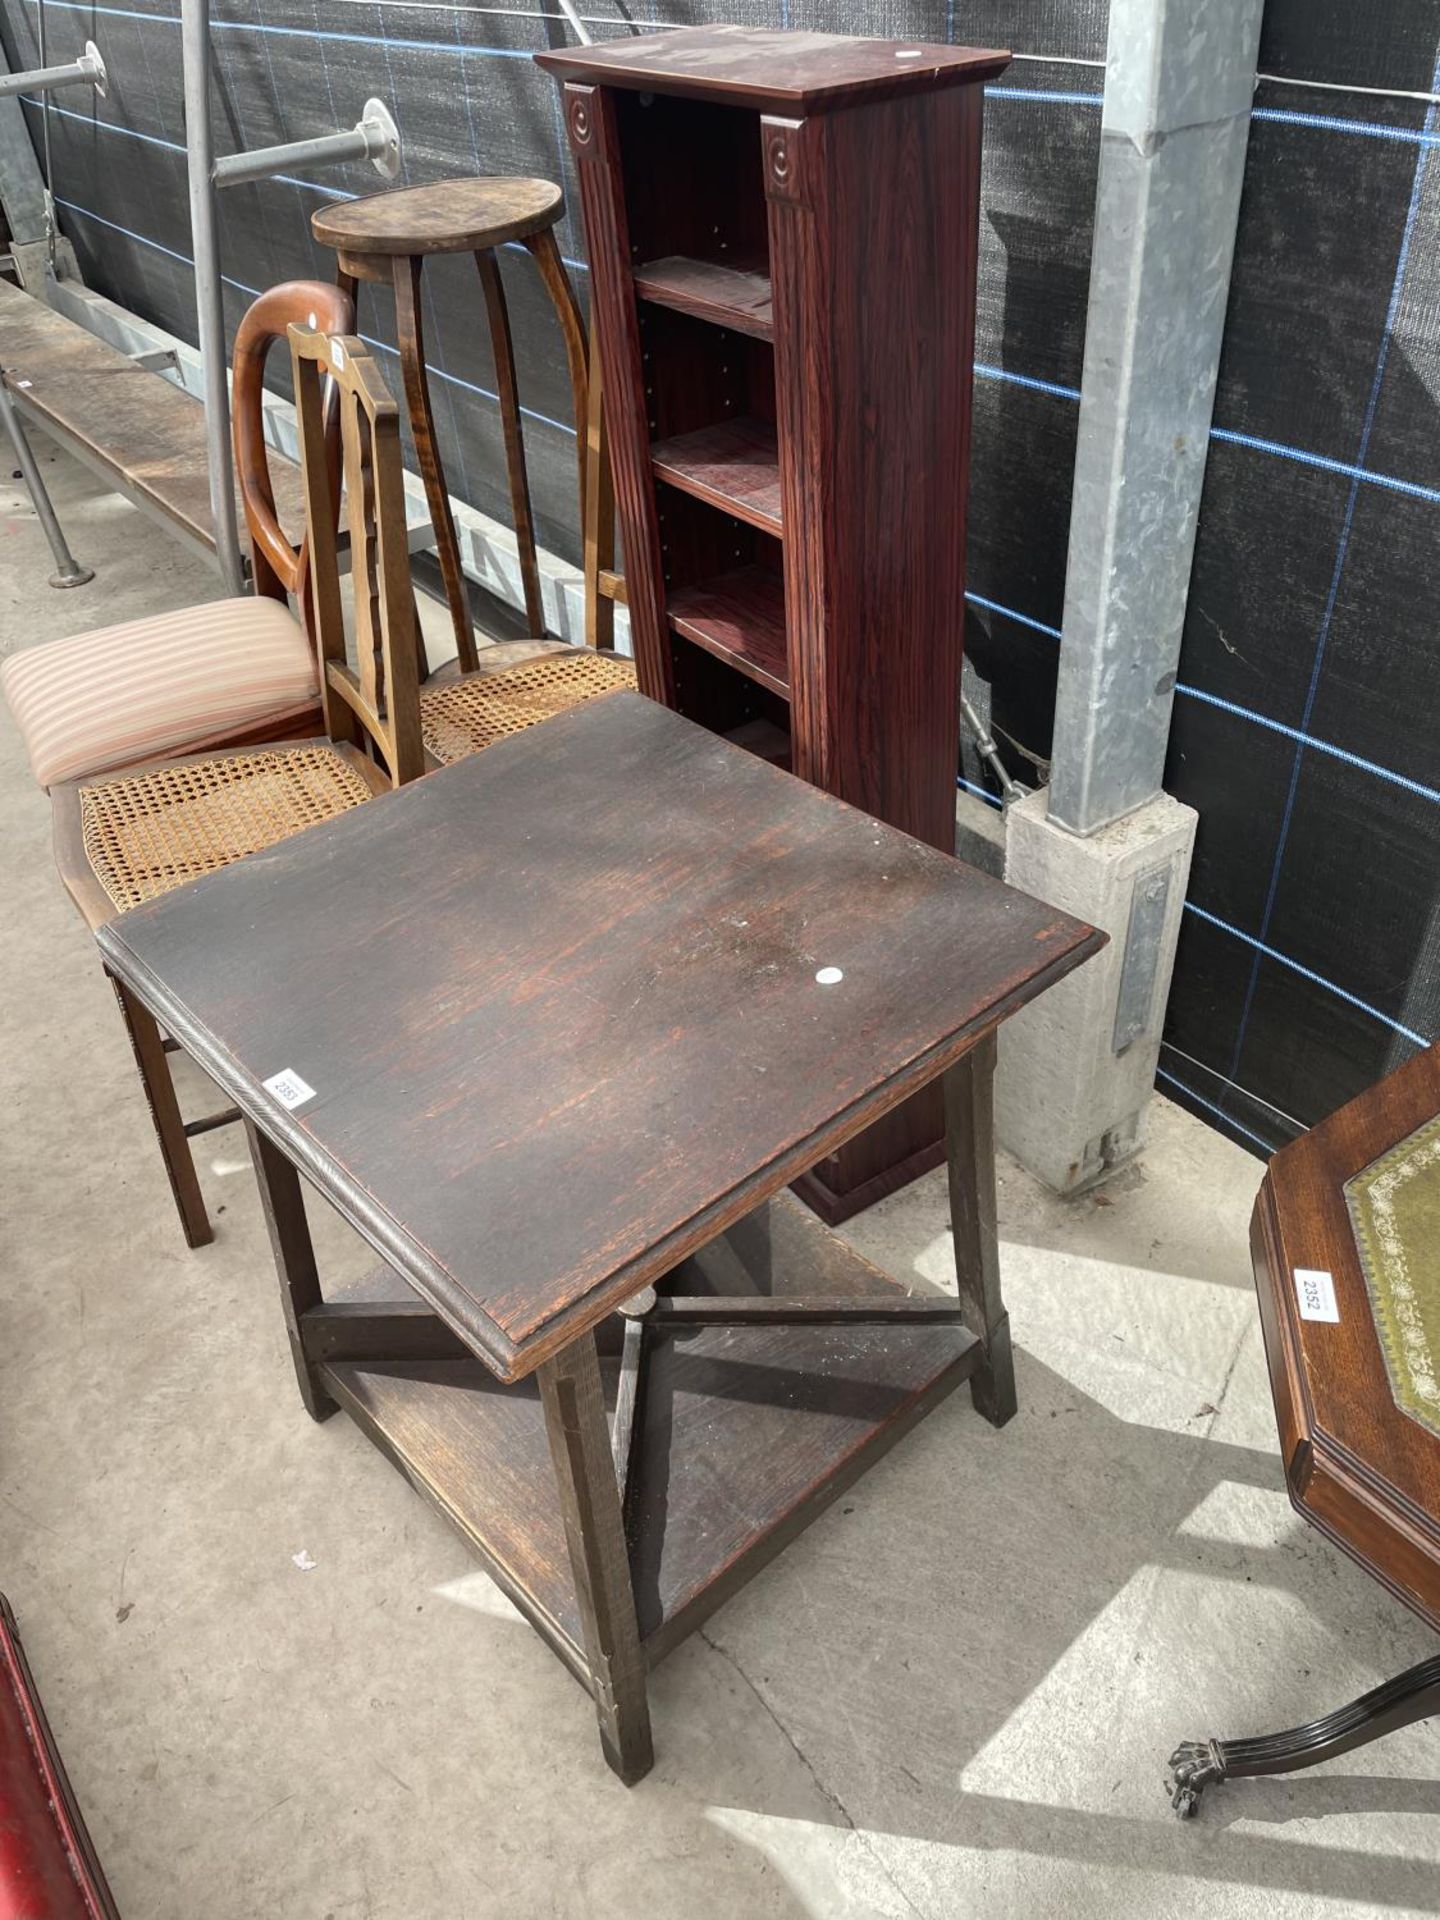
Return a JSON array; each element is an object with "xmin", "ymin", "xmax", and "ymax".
[
  {"xmin": 652, "ymin": 417, "xmax": 782, "ymax": 536},
  {"xmin": 634, "ymin": 255, "xmax": 774, "ymax": 340},
  {"xmin": 667, "ymin": 564, "xmax": 789, "ymax": 697},
  {"xmin": 555, "ymin": 28, "xmax": 995, "ymax": 1219}
]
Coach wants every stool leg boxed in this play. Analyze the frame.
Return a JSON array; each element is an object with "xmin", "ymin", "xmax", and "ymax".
[
  {"xmin": 538, "ymin": 1334, "xmax": 653, "ymax": 1784},
  {"xmin": 110, "ymin": 974, "xmax": 212, "ymax": 1250},
  {"xmin": 392, "ymin": 254, "xmax": 478, "ymax": 673},
  {"xmin": 523, "ymin": 227, "xmax": 589, "ymax": 540},
  {"xmin": 475, "ymin": 248, "xmax": 545, "ymax": 639}
]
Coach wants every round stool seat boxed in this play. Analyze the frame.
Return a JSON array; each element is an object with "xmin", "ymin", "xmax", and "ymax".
[{"xmin": 311, "ymin": 176, "xmax": 564, "ymax": 258}]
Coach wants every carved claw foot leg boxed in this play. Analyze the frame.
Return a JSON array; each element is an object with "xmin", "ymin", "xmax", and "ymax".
[
  {"xmin": 1167, "ymin": 1651, "xmax": 1440, "ymax": 1819},
  {"xmin": 1167, "ymin": 1739, "xmax": 1226, "ymax": 1817}
]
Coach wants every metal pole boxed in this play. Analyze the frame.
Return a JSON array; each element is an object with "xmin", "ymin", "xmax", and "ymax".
[
  {"xmin": 555, "ymin": 2, "xmax": 594, "ymax": 47},
  {"xmin": 0, "ymin": 378, "xmax": 94, "ymax": 587},
  {"xmin": 1046, "ymin": 0, "xmax": 1264, "ymax": 835},
  {"xmin": 213, "ymin": 100, "xmax": 400, "ymax": 190},
  {"xmin": 0, "ymin": 42, "xmax": 107, "ymax": 101},
  {"xmin": 181, "ymin": 0, "xmax": 245, "ymax": 594},
  {"xmin": 960, "ymin": 694, "xmax": 1024, "ymax": 804}
]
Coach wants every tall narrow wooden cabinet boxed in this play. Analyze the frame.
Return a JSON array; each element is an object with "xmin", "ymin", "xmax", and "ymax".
[{"xmin": 538, "ymin": 27, "xmax": 1009, "ymax": 1223}]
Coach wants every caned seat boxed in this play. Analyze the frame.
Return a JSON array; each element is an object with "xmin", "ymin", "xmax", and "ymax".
[
  {"xmin": 74, "ymin": 743, "xmax": 377, "ymax": 915},
  {"xmin": 419, "ymin": 649, "xmax": 635, "ymax": 765}
]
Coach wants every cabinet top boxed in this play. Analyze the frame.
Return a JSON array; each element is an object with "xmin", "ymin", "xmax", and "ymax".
[{"xmin": 534, "ymin": 26, "xmax": 1010, "ymax": 113}]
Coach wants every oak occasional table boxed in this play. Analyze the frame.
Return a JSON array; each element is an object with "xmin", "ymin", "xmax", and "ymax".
[
  {"xmin": 1170, "ymin": 1043, "xmax": 1440, "ymax": 1815},
  {"xmin": 96, "ymin": 692, "xmax": 1102, "ymax": 1781}
]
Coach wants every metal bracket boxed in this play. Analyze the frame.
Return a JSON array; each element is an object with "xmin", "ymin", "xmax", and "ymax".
[
  {"xmin": 961, "ymin": 692, "xmax": 1026, "ymax": 806},
  {"xmin": 1112, "ymin": 862, "xmax": 1172, "ymax": 1052},
  {"xmin": 0, "ymin": 41, "xmax": 106, "ymax": 103},
  {"xmin": 129, "ymin": 345, "xmax": 180, "ymax": 375},
  {"xmin": 213, "ymin": 98, "xmax": 401, "ymax": 190}
]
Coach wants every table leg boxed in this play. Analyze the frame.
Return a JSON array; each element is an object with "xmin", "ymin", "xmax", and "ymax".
[
  {"xmin": 943, "ymin": 1031, "xmax": 1016, "ymax": 1427},
  {"xmin": 475, "ymin": 247, "xmax": 545, "ymax": 639},
  {"xmin": 244, "ymin": 1120, "xmax": 336, "ymax": 1423},
  {"xmin": 538, "ymin": 1334, "xmax": 653, "ymax": 1783},
  {"xmin": 392, "ymin": 254, "xmax": 478, "ymax": 673},
  {"xmin": 110, "ymin": 974, "xmax": 212, "ymax": 1250},
  {"xmin": 1168, "ymin": 1651, "xmax": 1440, "ymax": 1817}
]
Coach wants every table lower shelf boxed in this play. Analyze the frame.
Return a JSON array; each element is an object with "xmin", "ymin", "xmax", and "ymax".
[{"xmin": 314, "ymin": 1193, "xmax": 980, "ymax": 1680}]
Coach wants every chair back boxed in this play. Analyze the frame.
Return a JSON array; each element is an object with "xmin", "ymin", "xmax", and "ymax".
[
  {"xmin": 231, "ymin": 280, "xmax": 354, "ymax": 610},
  {"xmin": 289, "ymin": 323, "xmax": 425, "ymax": 787}
]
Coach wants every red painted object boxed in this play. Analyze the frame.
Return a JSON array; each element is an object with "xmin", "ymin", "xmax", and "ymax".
[{"xmin": 0, "ymin": 1596, "xmax": 118, "ymax": 1920}]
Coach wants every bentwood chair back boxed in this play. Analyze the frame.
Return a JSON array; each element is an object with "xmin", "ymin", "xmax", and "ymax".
[{"xmin": 233, "ymin": 284, "xmax": 348, "ymax": 618}]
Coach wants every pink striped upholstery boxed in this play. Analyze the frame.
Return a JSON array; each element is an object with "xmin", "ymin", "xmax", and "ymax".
[{"xmin": 1, "ymin": 597, "xmax": 319, "ymax": 789}]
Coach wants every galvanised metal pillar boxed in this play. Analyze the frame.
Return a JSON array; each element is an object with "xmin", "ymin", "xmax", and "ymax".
[
  {"xmin": 181, "ymin": 0, "xmax": 245, "ymax": 593},
  {"xmin": 996, "ymin": 0, "xmax": 1264, "ymax": 1192},
  {"xmin": 1049, "ymin": 0, "xmax": 1265, "ymax": 836}
]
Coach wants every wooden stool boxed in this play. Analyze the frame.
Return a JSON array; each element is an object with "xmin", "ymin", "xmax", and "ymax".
[{"xmin": 312, "ymin": 178, "xmax": 588, "ymax": 674}]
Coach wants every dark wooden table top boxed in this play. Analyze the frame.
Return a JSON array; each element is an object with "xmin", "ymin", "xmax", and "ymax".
[
  {"xmin": 98, "ymin": 692, "xmax": 1102, "ymax": 1381},
  {"xmin": 1252, "ymin": 1042, "xmax": 1440, "ymax": 1625},
  {"xmin": 534, "ymin": 26, "xmax": 1010, "ymax": 113}
]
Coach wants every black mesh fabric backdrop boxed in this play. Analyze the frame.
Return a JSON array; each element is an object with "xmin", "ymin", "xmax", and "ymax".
[{"xmin": 0, "ymin": 0, "xmax": 1435, "ymax": 1156}]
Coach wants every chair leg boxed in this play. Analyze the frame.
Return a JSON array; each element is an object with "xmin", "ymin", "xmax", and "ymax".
[
  {"xmin": 109, "ymin": 972, "xmax": 212, "ymax": 1249},
  {"xmin": 475, "ymin": 247, "xmax": 545, "ymax": 639},
  {"xmin": 392, "ymin": 254, "xmax": 478, "ymax": 673}
]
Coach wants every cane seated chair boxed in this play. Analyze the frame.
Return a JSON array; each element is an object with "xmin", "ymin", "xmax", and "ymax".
[
  {"xmin": 48, "ymin": 325, "xmax": 430, "ymax": 1250},
  {"xmin": 287, "ymin": 319, "xmax": 634, "ymax": 772},
  {"xmin": 1, "ymin": 281, "xmax": 352, "ymax": 791}
]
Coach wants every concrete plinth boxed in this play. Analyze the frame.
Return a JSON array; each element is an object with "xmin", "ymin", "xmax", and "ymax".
[{"xmin": 996, "ymin": 786, "xmax": 1197, "ymax": 1194}]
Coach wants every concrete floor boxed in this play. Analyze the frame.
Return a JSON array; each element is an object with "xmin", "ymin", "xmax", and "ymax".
[{"xmin": 3, "ymin": 439, "xmax": 1439, "ymax": 1920}]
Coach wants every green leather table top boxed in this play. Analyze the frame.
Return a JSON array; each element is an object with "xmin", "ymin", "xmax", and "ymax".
[{"xmin": 1345, "ymin": 1112, "xmax": 1440, "ymax": 1442}]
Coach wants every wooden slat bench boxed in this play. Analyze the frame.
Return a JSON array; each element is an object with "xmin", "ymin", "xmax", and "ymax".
[{"xmin": 0, "ymin": 277, "xmax": 306, "ymax": 570}]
